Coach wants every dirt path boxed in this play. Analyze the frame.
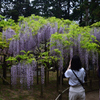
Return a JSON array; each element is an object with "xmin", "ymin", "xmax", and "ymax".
[{"xmin": 86, "ymin": 90, "xmax": 99, "ymax": 100}]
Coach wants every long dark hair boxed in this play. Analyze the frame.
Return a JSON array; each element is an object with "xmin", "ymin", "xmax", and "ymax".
[{"xmin": 71, "ymin": 55, "xmax": 82, "ymax": 71}]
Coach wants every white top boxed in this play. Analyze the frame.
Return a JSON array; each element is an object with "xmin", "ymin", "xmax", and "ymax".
[{"xmin": 64, "ymin": 68, "xmax": 85, "ymax": 86}]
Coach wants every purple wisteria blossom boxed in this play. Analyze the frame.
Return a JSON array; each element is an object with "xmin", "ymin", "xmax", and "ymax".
[{"xmin": 11, "ymin": 61, "xmax": 37, "ymax": 89}]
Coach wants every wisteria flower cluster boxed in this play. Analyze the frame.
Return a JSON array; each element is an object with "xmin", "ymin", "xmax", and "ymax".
[{"xmin": 11, "ymin": 61, "xmax": 37, "ymax": 89}]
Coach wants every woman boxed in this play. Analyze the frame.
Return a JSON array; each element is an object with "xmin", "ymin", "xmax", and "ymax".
[{"xmin": 64, "ymin": 55, "xmax": 86, "ymax": 100}]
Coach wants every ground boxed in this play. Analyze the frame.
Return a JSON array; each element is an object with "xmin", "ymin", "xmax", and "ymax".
[
  {"xmin": 0, "ymin": 88, "xmax": 99, "ymax": 100},
  {"xmin": 86, "ymin": 90, "xmax": 99, "ymax": 100},
  {"xmin": 0, "ymin": 70, "xmax": 99, "ymax": 100}
]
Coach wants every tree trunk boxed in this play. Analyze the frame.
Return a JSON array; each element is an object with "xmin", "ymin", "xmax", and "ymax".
[
  {"xmin": 67, "ymin": 0, "xmax": 70, "ymax": 19},
  {"xmin": 2, "ymin": 55, "xmax": 7, "ymax": 85}
]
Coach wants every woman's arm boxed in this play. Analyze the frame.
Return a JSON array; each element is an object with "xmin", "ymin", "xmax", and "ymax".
[
  {"xmin": 67, "ymin": 60, "xmax": 71, "ymax": 70},
  {"xmin": 64, "ymin": 60, "xmax": 71, "ymax": 78}
]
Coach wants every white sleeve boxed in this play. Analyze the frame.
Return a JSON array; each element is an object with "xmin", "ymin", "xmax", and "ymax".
[
  {"xmin": 64, "ymin": 69, "xmax": 71, "ymax": 78},
  {"xmin": 81, "ymin": 68, "xmax": 86, "ymax": 83}
]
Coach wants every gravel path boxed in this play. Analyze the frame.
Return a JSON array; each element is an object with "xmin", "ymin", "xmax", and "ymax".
[{"xmin": 86, "ymin": 90, "xmax": 99, "ymax": 100}]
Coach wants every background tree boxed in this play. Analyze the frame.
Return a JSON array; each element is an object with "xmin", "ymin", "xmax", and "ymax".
[
  {"xmin": 0, "ymin": 0, "xmax": 32, "ymax": 22},
  {"xmin": 89, "ymin": 0, "xmax": 100, "ymax": 24},
  {"xmin": 31, "ymin": 0, "xmax": 79, "ymax": 19},
  {"xmin": 0, "ymin": 0, "xmax": 100, "ymax": 25},
  {"xmin": 72, "ymin": 0, "xmax": 100, "ymax": 26}
]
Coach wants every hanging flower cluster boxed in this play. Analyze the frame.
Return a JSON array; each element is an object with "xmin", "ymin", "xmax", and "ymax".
[{"xmin": 11, "ymin": 61, "xmax": 37, "ymax": 89}]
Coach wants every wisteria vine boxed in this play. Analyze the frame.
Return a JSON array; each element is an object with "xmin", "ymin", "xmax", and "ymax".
[{"xmin": 1, "ymin": 15, "xmax": 100, "ymax": 89}]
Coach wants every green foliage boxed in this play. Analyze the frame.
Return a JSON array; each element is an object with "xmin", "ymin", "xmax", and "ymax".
[
  {"xmin": 0, "ymin": 15, "xmax": 16, "ymax": 29},
  {"xmin": 18, "ymin": 16, "xmax": 24, "ymax": 22},
  {"xmin": 7, "ymin": 19, "xmax": 16, "ymax": 26},
  {"xmin": 80, "ymin": 26, "xmax": 99, "ymax": 51},
  {"xmin": 0, "ymin": 20, "xmax": 6, "ymax": 28},
  {"xmin": 53, "ymin": 49, "xmax": 61, "ymax": 54},
  {"xmin": 38, "ymin": 51, "xmax": 58, "ymax": 67},
  {"xmin": 63, "ymin": 19, "xmax": 72, "ymax": 25},
  {"xmin": 0, "ymin": 32, "xmax": 9, "ymax": 49},
  {"xmin": 6, "ymin": 50, "xmax": 36, "ymax": 65},
  {"xmin": 0, "ymin": 15, "xmax": 5, "ymax": 19},
  {"xmin": 91, "ymin": 21, "xmax": 100, "ymax": 27}
]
